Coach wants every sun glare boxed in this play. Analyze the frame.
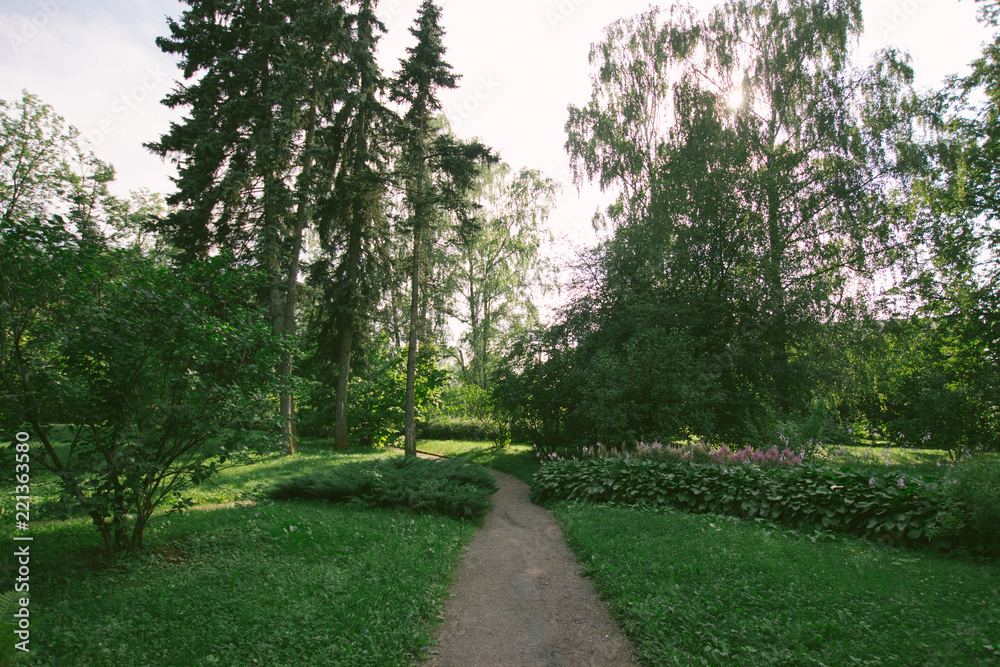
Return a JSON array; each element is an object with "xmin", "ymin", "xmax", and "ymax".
[{"xmin": 727, "ymin": 88, "xmax": 744, "ymax": 110}]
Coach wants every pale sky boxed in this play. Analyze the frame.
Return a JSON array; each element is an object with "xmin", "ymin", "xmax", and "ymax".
[{"xmin": 1, "ymin": 0, "xmax": 994, "ymax": 270}]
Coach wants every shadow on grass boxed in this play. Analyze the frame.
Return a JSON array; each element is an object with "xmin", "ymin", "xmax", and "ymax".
[
  {"xmin": 9, "ymin": 445, "xmax": 479, "ymax": 667},
  {"xmin": 416, "ymin": 440, "xmax": 542, "ymax": 484}
]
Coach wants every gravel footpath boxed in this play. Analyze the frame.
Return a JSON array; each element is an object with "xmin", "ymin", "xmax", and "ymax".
[{"xmin": 425, "ymin": 469, "xmax": 637, "ymax": 667}]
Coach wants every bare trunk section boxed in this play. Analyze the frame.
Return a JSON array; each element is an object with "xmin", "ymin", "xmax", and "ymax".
[
  {"xmin": 334, "ymin": 324, "xmax": 353, "ymax": 450},
  {"xmin": 277, "ymin": 92, "xmax": 319, "ymax": 456},
  {"xmin": 467, "ymin": 260, "xmax": 482, "ymax": 388},
  {"xmin": 334, "ymin": 200, "xmax": 365, "ymax": 450},
  {"xmin": 481, "ymin": 301, "xmax": 491, "ymax": 391},
  {"xmin": 391, "ymin": 283, "xmax": 404, "ymax": 348},
  {"xmin": 404, "ymin": 210, "xmax": 422, "ymax": 458},
  {"xmin": 257, "ymin": 51, "xmax": 296, "ymax": 455},
  {"xmin": 333, "ymin": 3, "xmax": 378, "ymax": 450},
  {"xmin": 404, "ymin": 144, "xmax": 426, "ymax": 458},
  {"xmin": 262, "ymin": 179, "xmax": 293, "ymax": 453}
]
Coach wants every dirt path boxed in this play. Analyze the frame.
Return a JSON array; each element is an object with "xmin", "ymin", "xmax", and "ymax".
[{"xmin": 426, "ymin": 469, "xmax": 638, "ymax": 667}]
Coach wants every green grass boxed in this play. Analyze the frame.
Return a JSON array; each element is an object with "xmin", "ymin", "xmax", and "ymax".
[
  {"xmin": 416, "ymin": 439, "xmax": 540, "ymax": 484},
  {"xmin": 2, "ymin": 443, "xmax": 478, "ymax": 666},
  {"xmin": 1, "ymin": 437, "xmax": 359, "ymax": 520},
  {"xmin": 554, "ymin": 501, "xmax": 1000, "ymax": 666}
]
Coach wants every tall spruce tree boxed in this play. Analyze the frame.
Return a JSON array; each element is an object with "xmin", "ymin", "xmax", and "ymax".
[
  {"xmin": 148, "ymin": 0, "xmax": 354, "ymax": 454},
  {"xmin": 391, "ymin": 0, "xmax": 495, "ymax": 457},
  {"xmin": 308, "ymin": 0, "xmax": 395, "ymax": 450}
]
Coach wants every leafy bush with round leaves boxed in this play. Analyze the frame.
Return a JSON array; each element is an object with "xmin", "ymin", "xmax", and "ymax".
[{"xmin": 530, "ymin": 457, "xmax": 995, "ymax": 551}]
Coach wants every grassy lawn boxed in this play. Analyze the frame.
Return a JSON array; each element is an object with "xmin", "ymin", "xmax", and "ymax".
[
  {"xmin": 416, "ymin": 439, "xmax": 539, "ymax": 484},
  {"xmin": 554, "ymin": 502, "xmax": 1000, "ymax": 666},
  {"xmin": 419, "ymin": 439, "xmax": 1000, "ymax": 665},
  {"xmin": 3, "ymin": 442, "xmax": 479, "ymax": 666}
]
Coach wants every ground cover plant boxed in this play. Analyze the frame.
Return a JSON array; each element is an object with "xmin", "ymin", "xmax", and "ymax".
[
  {"xmin": 531, "ymin": 452, "xmax": 1000, "ymax": 553},
  {"xmin": 269, "ymin": 455, "xmax": 498, "ymax": 520},
  {"xmin": 0, "ymin": 443, "xmax": 477, "ymax": 666},
  {"xmin": 554, "ymin": 501, "xmax": 1000, "ymax": 666}
]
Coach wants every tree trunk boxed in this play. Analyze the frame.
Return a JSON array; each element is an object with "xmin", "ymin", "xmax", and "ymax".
[
  {"xmin": 467, "ymin": 260, "xmax": 482, "ymax": 388},
  {"xmin": 93, "ymin": 514, "xmax": 115, "ymax": 559},
  {"xmin": 281, "ymin": 221, "xmax": 303, "ymax": 456},
  {"xmin": 334, "ymin": 324, "xmax": 353, "ymax": 450},
  {"xmin": 404, "ymin": 149, "xmax": 426, "ymax": 458},
  {"xmin": 333, "ymin": 186, "xmax": 367, "ymax": 451},
  {"xmin": 262, "ymin": 174, "xmax": 293, "ymax": 453},
  {"xmin": 404, "ymin": 212, "xmax": 422, "ymax": 458},
  {"xmin": 391, "ymin": 283, "xmax": 404, "ymax": 348},
  {"xmin": 480, "ymin": 292, "xmax": 493, "ymax": 391},
  {"xmin": 332, "ymin": 3, "xmax": 381, "ymax": 450},
  {"xmin": 280, "ymin": 96, "xmax": 319, "ymax": 456}
]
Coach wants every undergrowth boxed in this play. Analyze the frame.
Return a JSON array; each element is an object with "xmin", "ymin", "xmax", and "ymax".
[
  {"xmin": 531, "ymin": 456, "xmax": 1000, "ymax": 554},
  {"xmin": 269, "ymin": 456, "xmax": 498, "ymax": 520}
]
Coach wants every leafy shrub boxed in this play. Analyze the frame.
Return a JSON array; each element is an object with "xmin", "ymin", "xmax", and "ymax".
[
  {"xmin": 563, "ymin": 326, "xmax": 714, "ymax": 446},
  {"xmin": 491, "ymin": 327, "xmax": 571, "ymax": 454},
  {"xmin": 346, "ymin": 337, "xmax": 448, "ymax": 447},
  {"xmin": 736, "ymin": 406, "xmax": 840, "ymax": 462},
  {"xmin": 270, "ymin": 457, "xmax": 498, "ymax": 520},
  {"xmin": 939, "ymin": 455, "xmax": 1000, "ymax": 553},
  {"xmin": 418, "ymin": 417, "xmax": 490, "ymax": 442},
  {"xmin": 458, "ymin": 383, "xmax": 513, "ymax": 449},
  {"xmin": 1, "ymin": 219, "xmax": 287, "ymax": 557},
  {"xmin": 296, "ymin": 334, "xmax": 447, "ymax": 445},
  {"xmin": 530, "ymin": 457, "xmax": 966, "ymax": 550}
]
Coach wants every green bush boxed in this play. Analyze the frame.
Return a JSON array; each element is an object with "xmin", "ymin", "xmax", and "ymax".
[
  {"xmin": 491, "ymin": 327, "xmax": 571, "ymax": 454},
  {"xmin": 418, "ymin": 417, "xmax": 490, "ymax": 442},
  {"xmin": 939, "ymin": 455, "xmax": 1000, "ymax": 553},
  {"xmin": 1, "ymin": 215, "xmax": 288, "ymax": 558},
  {"xmin": 270, "ymin": 456, "xmax": 498, "ymax": 520},
  {"xmin": 530, "ymin": 457, "xmax": 971, "ymax": 550},
  {"xmin": 296, "ymin": 334, "xmax": 447, "ymax": 445},
  {"xmin": 345, "ymin": 337, "xmax": 448, "ymax": 447}
]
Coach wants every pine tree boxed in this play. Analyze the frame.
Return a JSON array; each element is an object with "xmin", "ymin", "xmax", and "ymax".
[
  {"xmin": 308, "ymin": 0, "xmax": 396, "ymax": 450},
  {"xmin": 148, "ymin": 0, "xmax": 354, "ymax": 454},
  {"xmin": 391, "ymin": 0, "xmax": 495, "ymax": 457}
]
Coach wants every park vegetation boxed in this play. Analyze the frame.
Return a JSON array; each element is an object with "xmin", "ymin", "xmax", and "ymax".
[{"xmin": 2, "ymin": 0, "xmax": 1000, "ymax": 664}]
